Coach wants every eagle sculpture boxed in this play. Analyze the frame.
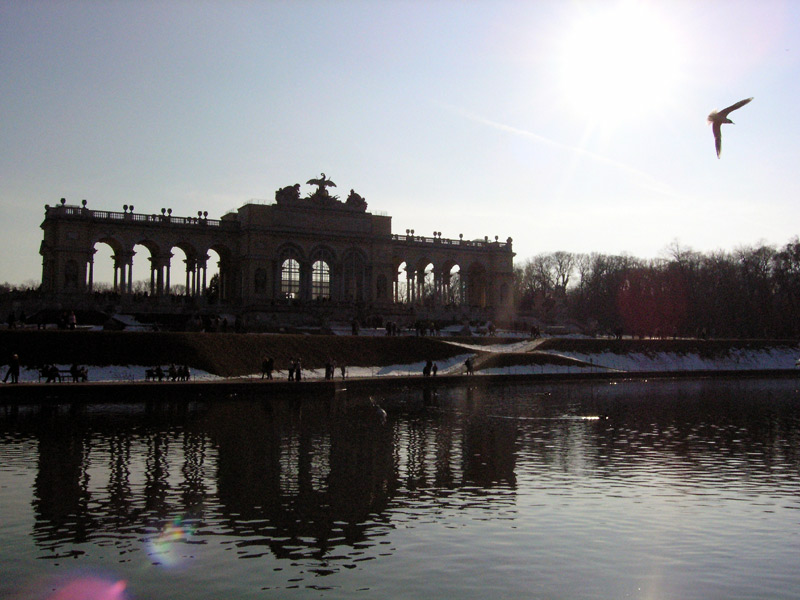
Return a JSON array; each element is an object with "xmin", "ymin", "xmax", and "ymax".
[{"xmin": 307, "ymin": 173, "xmax": 337, "ymax": 195}]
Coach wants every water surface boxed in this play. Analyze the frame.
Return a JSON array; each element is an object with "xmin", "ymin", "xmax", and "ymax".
[{"xmin": 1, "ymin": 378, "xmax": 799, "ymax": 599}]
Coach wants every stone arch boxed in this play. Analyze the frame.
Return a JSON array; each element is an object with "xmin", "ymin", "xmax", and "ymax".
[
  {"xmin": 441, "ymin": 259, "xmax": 463, "ymax": 305},
  {"xmin": 393, "ymin": 258, "xmax": 410, "ymax": 303},
  {"xmin": 207, "ymin": 243, "xmax": 233, "ymax": 303},
  {"xmin": 167, "ymin": 240, "xmax": 203, "ymax": 296},
  {"xmin": 129, "ymin": 239, "xmax": 162, "ymax": 295},
  {"xmin": 88, "ymin": 236, "xmax": 123, "ymax": 291},
  {"xmin": 412, "ymin": 256, "xmax": 435, "ymax": 306}
]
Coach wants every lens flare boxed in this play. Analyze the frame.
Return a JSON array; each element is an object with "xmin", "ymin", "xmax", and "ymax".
[
  {"xmin": 46, "ymin": 577, "xmax": 128, "ymax": 600},
  {"xmin": 147, "ymin": 517, "xmax": 196, "ymax": 567}
]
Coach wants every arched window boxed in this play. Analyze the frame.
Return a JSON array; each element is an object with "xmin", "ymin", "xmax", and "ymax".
[
  {"xmin": 281, "ymin": 258, "xmax": 300, "ymax": 298},
  {"xmin": 312, "ymin": 260, "xmax": 330, "ymax": 299}
]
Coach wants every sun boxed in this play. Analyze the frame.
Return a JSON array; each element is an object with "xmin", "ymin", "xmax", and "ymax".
[{"xmin": 557, "ymin": 2, "xmax": 683, "ymax": 125}]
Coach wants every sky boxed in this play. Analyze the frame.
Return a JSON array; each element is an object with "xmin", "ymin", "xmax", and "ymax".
[{"xmin": 2, "ymin": 0, "xmax": 800, "ymax": 286}]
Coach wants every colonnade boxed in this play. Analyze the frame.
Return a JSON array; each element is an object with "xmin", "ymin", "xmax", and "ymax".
[
  {"xmin": 82, "ymin": 248, "xmax": 220, "ymax": 299},
  {"xmin": 393, "ymin": 265, "xmax": 474, "ymax": 306}
]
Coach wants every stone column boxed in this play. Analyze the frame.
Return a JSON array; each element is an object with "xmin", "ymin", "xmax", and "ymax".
[
  {"xmin": 185, "ymin": 258, "xmax": 195, "ymax": 296},
  {"xmin": 197, "ymin": 255, "xmax": 208, "ymax": 295},
  {"xmin": 86, "ymin": 249, "xmax": 95, "ymax": 293}
]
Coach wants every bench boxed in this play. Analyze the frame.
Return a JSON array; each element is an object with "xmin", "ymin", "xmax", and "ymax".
[
  {"xmin": 38, "ymin": 367, "xmax": 88, "ymax": 383},
  {"xmin": 38, "ymin": 368, "xmax": 71, "ymax": 383}
]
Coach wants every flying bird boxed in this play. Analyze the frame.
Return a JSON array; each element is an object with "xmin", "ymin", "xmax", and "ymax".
[{"xmin": 708, "ymin": 97, "xmax": 753, "ymax": 158}]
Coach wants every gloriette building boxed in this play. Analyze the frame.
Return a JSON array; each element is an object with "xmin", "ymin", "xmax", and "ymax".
[{"xmin": 40, "ymin": 175, "xmax": 515, "ymax": 327}]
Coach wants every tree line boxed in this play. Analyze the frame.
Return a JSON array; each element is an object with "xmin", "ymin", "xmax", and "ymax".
[{"xmin": 514, "ymin": 239, "xmax": 800, "ymax": 339}]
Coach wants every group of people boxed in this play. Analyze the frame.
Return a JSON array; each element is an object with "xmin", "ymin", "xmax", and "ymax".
[
  {"xmin": 287, "ymin": 358, "xmax": 303, "ymax": 381},
  {"xmin": 146, "ymin": 364, "xmax": 191, "ymax": 382},
  {"xmin": 422, "ymin": 359, "xmax": 438, "ymax": 376},
  {"xmin": 325, "ymin": 358, "xmax": 346, "ymax": 380},
  {"xmin": 260, "ymin": 356, "xmax": 347, "ymax": 380},
  {"xmin": 39, "ymin": 363, "xmax": 88, "ymax": 383}
]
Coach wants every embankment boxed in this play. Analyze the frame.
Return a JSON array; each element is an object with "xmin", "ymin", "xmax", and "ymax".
[
  {"xmin": 0, "ymin": 330, "xmax": 467, "ymax": 377},
  {"xmin": 1, "ymin": 330, "xmax": 798, "ymax": 377}
]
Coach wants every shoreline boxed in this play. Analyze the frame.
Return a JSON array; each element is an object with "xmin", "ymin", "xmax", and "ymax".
[{"xmin": 2, "ymin": 368, "xmax": 798, "ymax": 405}]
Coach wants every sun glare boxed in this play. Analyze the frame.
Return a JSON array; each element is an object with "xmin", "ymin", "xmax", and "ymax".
[{"xmin": 558, "ymin": 2, "xmax": 683, "ymax": 124}]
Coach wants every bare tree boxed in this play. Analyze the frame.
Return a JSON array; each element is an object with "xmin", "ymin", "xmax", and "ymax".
[{"xmin": 551, "ymin": 251, "xmax": 576, "ymax": 293}]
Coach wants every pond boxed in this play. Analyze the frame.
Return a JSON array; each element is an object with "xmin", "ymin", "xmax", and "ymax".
[{"xmin": 1, "ymin": 377, "xmax": 800, "ymax": 599}]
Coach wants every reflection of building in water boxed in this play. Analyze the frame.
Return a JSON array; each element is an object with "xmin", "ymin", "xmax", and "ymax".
[
  {"xmin": 19, "ymin": 380, "xmax": 800, "ymax": 568},
  {"xmin": 38, "ymin": 176, "xmax": 515, "ymax": 325},
  {"xmin": 31, "ymin": 406, "xmax": 213, "ymax": 551},
  {"xmin": 391, "ymin": 387, "xmax": 518, "ymax": 491},
  {"xmin": 26, "ymin": 391, "xmax": 521, "ymax": 561},
  {"xmin": 33, "ymin": 420, "xmax": 92, "ymax": 551}
]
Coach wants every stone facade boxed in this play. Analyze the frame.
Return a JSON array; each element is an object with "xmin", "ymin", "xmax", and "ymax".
[{"xmin": 40, "ymin": 179, "xmax": 515, "ymax": 323}]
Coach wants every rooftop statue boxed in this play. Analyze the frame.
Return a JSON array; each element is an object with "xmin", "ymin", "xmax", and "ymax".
[
  {"xmin": 275, "ymin": 183, "xmax": 300, "ymax": 204},
  {"xmin": 306, "ymin": 172, "xmax": 337, "ymax": 197},
  {"xmin": 346, "ymin": 189, "xmax": 367, "ymax": 211}
]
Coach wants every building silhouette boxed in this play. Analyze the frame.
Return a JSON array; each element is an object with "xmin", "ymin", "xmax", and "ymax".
[{"xmin": 39, "ymin": 177, "xmax": 515, "ymax": 326}]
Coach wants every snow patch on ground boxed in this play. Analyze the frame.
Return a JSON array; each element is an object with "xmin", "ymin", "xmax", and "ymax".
[
  {"xmin": 545, "ymin": 347, "xmax": 799, "ymax": 372},
  {"xmin": 5, "ymin": 345, "xmax": 797, "ymax": 383}
]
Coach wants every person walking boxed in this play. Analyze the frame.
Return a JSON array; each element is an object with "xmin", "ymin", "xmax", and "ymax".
[{"xmin": 3, "ymin": 354, "xmax": 20, "ymax": 384}]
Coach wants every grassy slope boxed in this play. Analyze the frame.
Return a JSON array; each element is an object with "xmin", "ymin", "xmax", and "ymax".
[{"xmin": 0, "ymin": 330, "xmax": 470, "ymax": 377}]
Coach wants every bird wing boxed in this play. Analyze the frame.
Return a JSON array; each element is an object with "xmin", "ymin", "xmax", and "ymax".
[
  {"xmin": 719, "ymin": 97, "xmax": 753, "ymax": 118},
  {"xmin": 712, "ymin": 121, "xmax": 722, "ymax": 158},
  {"xmin": 306, "ymin": 178, "xmax": 321, "ymax": 186}
]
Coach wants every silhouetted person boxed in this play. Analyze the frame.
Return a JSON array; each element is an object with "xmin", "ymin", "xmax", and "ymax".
[{"xmin": 4, "ymin": 353, "xmax": 20, "ymax": 383}]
